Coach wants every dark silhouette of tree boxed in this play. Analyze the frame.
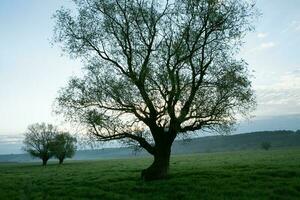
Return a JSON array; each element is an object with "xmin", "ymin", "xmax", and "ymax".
[
  {"xmin": 23, "ymin": 123, "xmax": 58, "ymax": 166},
  {"xmin": 51, "ymin": 132, "xmax": 77, "ymax": 164},
  {"xmin": 53, "ymin": 0, "xmax": 257, "ymax": 180},
  {"xmin": 261, "ymin": 142, "xmax": 271, "ymax": 150}
]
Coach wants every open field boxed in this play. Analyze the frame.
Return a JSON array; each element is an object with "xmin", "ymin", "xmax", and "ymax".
[{"xmin": 1, "ymin": 148, "xmax": 300, "ymax": 200}]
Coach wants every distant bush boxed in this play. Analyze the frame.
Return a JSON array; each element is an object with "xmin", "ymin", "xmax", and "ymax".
[{"xmin": 261, "ymin": 142, "xmax": 271, "ymax": 150}]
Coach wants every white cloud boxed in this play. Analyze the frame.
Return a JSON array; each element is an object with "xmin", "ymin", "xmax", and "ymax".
[
  {"xmin": 257, "ymin": 32, "xmax": 268, "ymax": 38},
  {"xmin": 259, "ymin": 42, "xmax": 276, "ymax": 49},
  {"xmin": 256, "ymin": 68, "xmax": 300, "ymax": 91},
  {"xmin": 249, "ymin": 42, "xmax": 276, "ymax": 53}
]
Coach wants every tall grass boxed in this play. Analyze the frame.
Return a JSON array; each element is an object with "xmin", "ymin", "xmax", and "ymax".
[{"xmin": 0, "ymin": 148, "xmax": 300, "ymax": 199}]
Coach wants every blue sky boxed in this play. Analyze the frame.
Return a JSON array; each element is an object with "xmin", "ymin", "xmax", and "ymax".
[
  {"xmin": 241, "ymin": 0, "xmax": 300, "ymax": 117},
  {"xmin": 0, "ymin": 0, "xmax": 300, "ymax": 136},
  {"xmin": 0, "ymin": 0, "xmax": 82, "ymax": 134}
]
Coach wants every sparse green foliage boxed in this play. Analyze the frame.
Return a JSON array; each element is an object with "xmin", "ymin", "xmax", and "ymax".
[
  {"xmin": 23, "ymin": 123, "xmax": 77, "ymax": 165},
  {"xmin": 50, "ymin": 132, "xmax": 77, "ymax": 164},
  {"xmin": 54, "ymin": 0, "xmax": 257, "ymax": 180},
  {"xmin": 23, "ymin": 123, "xmax": 58, "ymax": 166},
  {"xmin": 261, "ymin": 142, "xmax": 271, "ymax": 150}
]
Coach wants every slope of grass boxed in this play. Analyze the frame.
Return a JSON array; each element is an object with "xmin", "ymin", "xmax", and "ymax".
[
  {"xmin": 172, "ymin": 130, "xmax": 300, "ymax": 154},
  {"xmin": 0, "ymin": 148, "xmax": 300, "ymax": 199}
]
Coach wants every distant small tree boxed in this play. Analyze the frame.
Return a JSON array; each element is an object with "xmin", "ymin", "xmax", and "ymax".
[
  {"xmin": 51, "ymin": 132, "xmax": 77, "ymax": 164},
  {"xmin": 23, "ymin": 123, "xmax": 58, "ymax": 165},
  {"xmin": 261, "ymin": 142, "xmax": 271, "ymax": 150}
]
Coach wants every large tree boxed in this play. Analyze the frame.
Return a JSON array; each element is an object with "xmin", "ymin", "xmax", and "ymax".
[
  {"xmin": 23, "ymin": 123, "xmax": 58, "ymax": 166},
  {"xmin": 54, "ymin": 0, "xmax": 256, "ymax": 180}
]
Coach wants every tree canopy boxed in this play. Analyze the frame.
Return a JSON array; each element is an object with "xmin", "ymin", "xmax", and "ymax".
[
  {"xmin": 54, "ymin": 0, "xmax": 256, "ymax": 180},
  {"xmin": 23, "ymin": 123, "xmax": 58, "ymax": 165},
  {"xmin": 51, "ymin": 132, "xmax": 77, "ymax": 164}
]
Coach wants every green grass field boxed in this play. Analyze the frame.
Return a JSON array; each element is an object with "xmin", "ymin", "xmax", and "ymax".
[{"xmin": 1, "ymin": 148, "xmax": 300, "ymax": 200}]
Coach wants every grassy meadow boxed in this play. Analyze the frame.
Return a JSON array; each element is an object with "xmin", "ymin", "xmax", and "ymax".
[{"xmin": 0, "ymin": 148, "xmax": 300, "ymax": 199}]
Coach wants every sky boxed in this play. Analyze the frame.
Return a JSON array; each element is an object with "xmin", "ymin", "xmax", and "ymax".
[{"xmin": 0, "ymin": 0, "xmax": 300, "ymax": 138}]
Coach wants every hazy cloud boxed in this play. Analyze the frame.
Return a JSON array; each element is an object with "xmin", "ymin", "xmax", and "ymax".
[
  {"xmin": 259, "ymin": 42, "xmax": 276, "ymax": 49},
  {"xmin": 255, "ymin": 68, "xmax": 300, "ymax": 116},
  {"xmin": 282, "ymin": 20, "xmax": 300, "ymax": 33},
  {"xmin": 249, "ymin": 42, "xmax": 276, "ymax": 53},
  {"xmin": 292, "ymin": 20, "xmax": 300, "ymax": 31},
  {"xmin": 0, "ymin": 134, "xmax": 24, "ymax": 145}
]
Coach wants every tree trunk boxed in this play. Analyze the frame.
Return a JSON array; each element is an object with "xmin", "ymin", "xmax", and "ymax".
[
  {"xmin": 42, "ymin": 158, "xmax": 48, "ymax": 166},
  {"xmin": 141, "ymin": 145, "xmax": 171, "ymax": 181},
  {"xmin": 59, "ymin": 158, "xmax": 64, "ymax": 164}
]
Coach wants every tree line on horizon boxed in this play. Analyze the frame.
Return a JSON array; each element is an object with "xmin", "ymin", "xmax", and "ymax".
[{"xmin": 23, "ymin": 123, "xmax": 77, "ymax": 166}]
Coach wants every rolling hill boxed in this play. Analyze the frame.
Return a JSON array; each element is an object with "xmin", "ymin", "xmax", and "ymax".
[{"xmin": 1, "ymin": 130, "xmax": 300, "ymax": 163}]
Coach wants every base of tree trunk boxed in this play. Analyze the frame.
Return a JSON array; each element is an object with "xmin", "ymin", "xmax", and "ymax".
[
  {"xmin": 141, "ymin": 166, "xmax": 168, "ymax": 181},
  {"xmin": 59, "ymin": 159, "xmax": 64, "ymax": 164},
  {"xmin": 141, "ymin": 155, "xmax": 170, "ymax": 181},
  {"xmin": 42, "ymin": 159, "xmax": 48, "ymax": 166}
]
